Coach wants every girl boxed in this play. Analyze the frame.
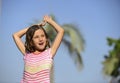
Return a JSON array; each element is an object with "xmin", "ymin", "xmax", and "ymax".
[{"xmin": 13, "ymin": 15, "xmax": 64, "ymax": 83}]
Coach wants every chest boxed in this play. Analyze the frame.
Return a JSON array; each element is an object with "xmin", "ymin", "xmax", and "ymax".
[
  {"xmin": 24, "ymin": 52, "xmax": 52, "ymax": 64},
  {"xmin": 24, "ymin": 52, "xmax": 53, "ymax": 73}
]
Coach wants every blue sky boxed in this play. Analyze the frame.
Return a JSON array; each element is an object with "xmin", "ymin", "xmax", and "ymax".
[{"xmin": 1, "ymin": 0, "xmax": 120, "ymax": 83}]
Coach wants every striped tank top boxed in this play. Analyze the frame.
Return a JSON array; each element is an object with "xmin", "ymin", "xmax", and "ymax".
[{"xmin": 21, "ymin": 48, "xmax": 53, "ymax": 83}]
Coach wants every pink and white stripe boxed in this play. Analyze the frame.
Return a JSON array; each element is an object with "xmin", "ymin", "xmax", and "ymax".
[{"xmin": 21, "ymin": 48, "xmax": 53, "ymax": 83}]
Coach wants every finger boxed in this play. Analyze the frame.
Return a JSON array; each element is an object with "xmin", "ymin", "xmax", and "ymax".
[
  {"xmin": 39, "ymin": 21, "xmax": 46, "ymax": 26},
  {"xmin": 42, "ymin": 21, "xmax": 46, "ymax": 26},
  {"xmin": 43, "ymin": 15, "xmax": 47, "ymax": 21}
]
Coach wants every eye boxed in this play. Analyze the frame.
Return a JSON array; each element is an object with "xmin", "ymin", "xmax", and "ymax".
[
  {"xmin": 41, "ymin": 34, "xmax": 45, "ymax": 37},
  {"xmin": 33, "ymin": 35, "xmax": 39, "ymax": 39}
]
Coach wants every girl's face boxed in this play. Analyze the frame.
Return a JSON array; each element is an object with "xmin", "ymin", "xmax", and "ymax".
[{"xmin": 32, "ymin": 29, "xmax": 47, "ymax": 52}]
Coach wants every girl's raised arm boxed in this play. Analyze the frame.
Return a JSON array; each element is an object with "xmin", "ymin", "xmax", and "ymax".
[
  {"xmin": 43, "ymin": 15, "xmax": 64, "ymax": 58},
  {"xmin": 13, "ymin": 28, "xmax": 28, "ymax": 55}
]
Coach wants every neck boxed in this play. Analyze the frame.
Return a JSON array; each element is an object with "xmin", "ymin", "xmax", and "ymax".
[{"xmin": 33, "ymin": 49, "xmax": 45, "ymax": 55}]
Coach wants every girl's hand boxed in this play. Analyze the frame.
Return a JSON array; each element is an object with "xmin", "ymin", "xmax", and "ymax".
[
  {"xmin": 39, "ymin": 21, "xmax": 46, "ymax": 26},
  {"xmin": 43, "ymin": 15, "xmax": 53, "ymax": 24},
  {"xmin": 38, "ymin": 15, "xmax": 52, "ymax": 26}
]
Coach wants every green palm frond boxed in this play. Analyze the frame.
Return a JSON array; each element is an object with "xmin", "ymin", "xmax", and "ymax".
[
  {"xmin": 62, "ymin": 24, "xmax": 84, "ymax": 52},
  {"xmin": 44, "ymin": 23, "xmax": 56, "ymax": 42},
  {"xmin": 44, "ymin": 17, "xmax": 85, "ymax": 70},
  {"xmin": 102, "ymin": 56, "xmax": 119, "ymax": 76},
  {"xmin": 62, "ymin": 24, "xmax": 85, "ymax": 70},
  {"xmin": 102, "ymin": 37, "xmax": 120, "ymax": 77},
  {"xmin": 44, "ymin": 16, "xmax": 85, "ymax": 70},
  {"xmin": 44, "ymin": 14, "xmax": 57, "ymax": 42}
]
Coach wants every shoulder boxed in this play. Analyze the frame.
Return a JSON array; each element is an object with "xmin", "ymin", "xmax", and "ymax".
[
  {"xmin": 45, "ymin": 48, "xmax": 53, "ymax": 59},
  {"xmin": 23, "ymin": 52, "xmax": 33, "ymax": 59},
  {"xmin": 45, "ymin": 48, "xmax": 51, "ymax": 54}
]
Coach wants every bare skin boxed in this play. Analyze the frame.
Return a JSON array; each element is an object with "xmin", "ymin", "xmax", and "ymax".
[{"xmin": 13, "ymin": 15, "xmax": 64, "ymax": 58}]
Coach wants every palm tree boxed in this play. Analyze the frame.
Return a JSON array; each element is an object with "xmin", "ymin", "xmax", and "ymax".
[
  {"xmin": 102, "ymin": 37, "xmax": 120, "ymax": 83},
  {"xmin": 45, "ymin": 14, "xmax": 85, "ymax": 69},
  {"xmin": 31, "ymin": 14, "xmax": 85, "ymax": 83}
]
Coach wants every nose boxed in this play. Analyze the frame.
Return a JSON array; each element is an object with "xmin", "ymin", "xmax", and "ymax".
[{"xmin": 39, "ymin": 37, "xmax": 43, "ymax": 41}]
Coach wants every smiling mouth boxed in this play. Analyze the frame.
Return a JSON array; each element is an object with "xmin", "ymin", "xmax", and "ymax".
[{"xmin": 39, "ymin": 42, "xmax": 44, "ymax": 45}]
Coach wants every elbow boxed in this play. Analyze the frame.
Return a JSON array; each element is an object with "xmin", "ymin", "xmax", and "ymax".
[
  {"xmin": 59, "ymin": 29, "xmax": 64, "ymax": 37},
  {"xmin": 62, "ymin": 29, "xmax": 64, "ymax": 35},
  {"xmin": 57, "ymin": 27, "xmax": 64, "ymax": 35},
  {"xmin": 12, "ymin": 34, "xmax": 16, "ymax": 40},
  {"xmin": 12, "ymin": 33, "xmax": 15, "ymax": 38},
  {"xmin": 61, "ymin": 28, "xmax": 64, "ymax": 34},
  {"xmin": 63, "ymin": 29, "xmax": 65, "ymax": 36},
  {"xmin": 12, "ymin": 33, "xmax": 18, "ymax": 39}
]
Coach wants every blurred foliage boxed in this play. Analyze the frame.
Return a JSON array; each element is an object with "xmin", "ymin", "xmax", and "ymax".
[
  {"xmin": 102, "ymin": 37, "xmax": 120, "ymax": 77},
  {"xmin": 62, "ymin": 24, "xmax": 85, "ymax": 70},
  {"xmin": 44, "ymin": 14, "xmax": 85, "ymax": 70}
]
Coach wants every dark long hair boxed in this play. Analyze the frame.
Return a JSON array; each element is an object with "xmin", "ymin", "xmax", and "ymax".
[{"xmin": 25, "ymin": 25, "xmax": 50, "ymax": 53}]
